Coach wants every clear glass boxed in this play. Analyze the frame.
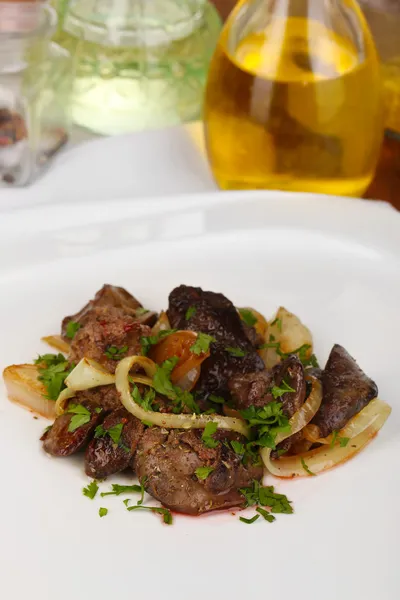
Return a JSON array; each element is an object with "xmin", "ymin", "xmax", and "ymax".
[
  {"xmin": 54, "ymin": 0, "xmax": 221, "ymax": 134},
  {"xmin": 359, "ymin": 0, "xmax": 400, "ymax": 134},
  {"xmin": 0, "ymin": 4, "xmax": 72, "ymax": 186},
  {"xmin": 204, "ymin": 0, "xmax": 384, "ymax": 196}
]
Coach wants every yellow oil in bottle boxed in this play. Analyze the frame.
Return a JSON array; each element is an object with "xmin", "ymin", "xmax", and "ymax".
[{"xmin": 204, "ymin": 16, "xmax": 383, "ymax": 196}]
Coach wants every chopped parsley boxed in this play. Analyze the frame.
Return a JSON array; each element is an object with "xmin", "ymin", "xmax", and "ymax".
[
  {"xmin": 239, "ymin": 308, "xmax": 257, "ymax": 328},
  {"xmin": 225, "ymin": 346, "xmax": 247, "ymax": 357},
  {"xmin": 152, "ymin": 357, "xmax": 200, "ymax": 414},
  {"xmin": 94, "ymin": 421, "xmax": 128, "ymax": 451},
  {"xmin": 240, "ymin": 480, "xmax": 293, "ymax": 514},
  {"xmin": 190, "ymin": 332, "xmax": 216, "ymax": 355},
  {"xmin": 104, "ymin": 345, "xmax": 128, "ymax": 360},
  {"xmin": 330, "ymin": 431, "xmax": 350, "ymax": 449},
  {"xmin": 131, "ymin": 384, "xmax": 156, "ymax": 412},
  {"xmin": 239, "ymin": 514, "xmax": 260, "ymax": 524},
  {"xmin": 82, "ymin": 480, "xmax": 99, "ymax": 499},
  {"xmin": 67, "ymin": 404, "xmax": 92, "ymax": 433},
  {"xmin": 301, "ymin": 457, "xmax": 315, "ymax": 476},
  {"xmin": 65, "ymin": 321, "xmax": 81, "ymax": 339},
  {"xmin": 270, "ymin": 317, "xmax": 282, "ymax": 332},
  {"xmin": 256, "ymin": 506, "xmax": 276, "ymax": 523},
  {"xmin": 201, "ymin": 422, "xmax": 219, "ymax": 448},
  {"xmin": 209, "ymin": 394, "xmax": 225, "ymax": 404},
  {"xmin": 185, "ymin": 306, "xmax": 197, "ymax": 320},
  {"xmin": 127, "ymin": 505, "xmax": 173, "ymax": 525},
  {"xmin": 42, "ymin": 425, "xmax": 52, "ymax": 435},
  {"xmin": 258, "ymin": 341, "xmax": 320, "ymax": 369},
  {"xmin": 241, "ymin": 402, "xmax": 291, "ymax": 450},
  {"xmin": 271, "ymin": 379, "xmax": 296, "ymax": 399},
  {"xmin": 101, "ymin": 483, "xmax": 142, "ymax": 497},
  {"xmin": 195, "ymin": 466, "xmax": 214, "ymax": 480},
  {"xmin": 231, "ymin": 440, "xmax": 245, "ymax": 455},
  {"xmin": 34, "ymin": 353, "xmax": 72, "ymax": 401},
  {"xmin": 99, "ymin": 507, "xmax": 108, "ymax": 518},
  {"xmin": 135, "ymin": 307, "xmax": 149, "ymax": 316},
  {"xmin": 140, "ymin": 329, "xmax": 177, "ymax": 355}
]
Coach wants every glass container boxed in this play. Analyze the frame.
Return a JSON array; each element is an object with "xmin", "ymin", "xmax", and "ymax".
[
  {"xmin": 359, "ymin": 0, "xmax": 400, "ymax": 134},
  {"xmin": 0, "ymin": 2, "xmax": 72, "ymax": 186},
  {"xmin": 55, "ymin": 0, "xmax": 221, "ymax": 135},
  {"xmin": 204, "ymin": 0, "xmax": 384, "ymax": 196}
]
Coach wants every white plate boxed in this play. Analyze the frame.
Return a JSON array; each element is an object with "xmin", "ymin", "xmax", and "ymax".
[{"xmin": 0, "ymin": 191, "xmax": 399, "ymax": 600}]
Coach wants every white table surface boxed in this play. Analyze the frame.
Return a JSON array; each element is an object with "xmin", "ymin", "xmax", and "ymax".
[{"xmin": 0, "ymin": 124, "xmax": 217, "ymax": 213}]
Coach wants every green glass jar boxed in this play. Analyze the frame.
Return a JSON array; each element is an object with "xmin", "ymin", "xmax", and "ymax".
[{"xmin": 54, "ymin": 0, "xmax": 222, "ymax": 135}]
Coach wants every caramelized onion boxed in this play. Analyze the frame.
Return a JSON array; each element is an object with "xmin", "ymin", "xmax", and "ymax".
[
  {"xmin": 42, "ymin": 335, "xmax": 70, "ymax": 354},
  {"xmin": 3, "ymin": 364, "xmax": 55, "ymax": 419},
  {"xmin": 115, "ymin": 355, "xmax": 250, "ymax": 437},
  {"xmin": 263, "ymin": 398, "xmax": 391, "ymax": 477},
  {"xmin": 65, "ymin": 358, "xmax": 116, "ymax": 391},
  {"xmin": 151, "ymin": 311, "xmax": 171, "ymax": 335},
  {"xmin": 55, "ymin": 387, "xmax": 76, "ymax": 416}
]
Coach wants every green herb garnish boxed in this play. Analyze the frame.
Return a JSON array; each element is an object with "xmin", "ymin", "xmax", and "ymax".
[
  {"xmin": 195, "ymin": 466, "xmax": 214, "ymax": 480},
  {"xmin": 270, "ymin": 317, "xmax": 282, "ymax": 332},
  {"xmin": 201, "ymin": 422, "xmax": 219, "ymax": 448},
  {"xmin": 94, "ymin": 421, "xmax": 126, "ymax": 448},
  {"xmin": 271, "ymin": 379, "xmax": 296, "ymax": 399},
  {"xmin": 239, "ymin": 308, "xmax": 257, "ymax": 327},
  {"xmin": 339, "ymin": 436, "xmax": 350, "ymax": 447},
  {"xmin": 34, "ymin": 353, "xmax": 72, "ymax": 401},
  {"xmin": 231, "ymin": 440, "xmax": 245, "ymax": 455},
  {"xmin": 301, "ymin": 457, "xmax": 315, "ymax": 476},
  {"xmin": 240, "ymin": 480, "xmax": 293, "ymax": 514},
  {"xmin": 190, "ymin": 333, "xmax": 216, "ymax": 355},
  {"xmin": 140, "ymin": 329, "xmax": 177, "ymax": 355},
  {"xmin": 136, "ymin": 307, "xmax": 149, "ymax": 316},
  {"xmin": 239, "ymin": 514, "xmax": 260, "ymax": 524},
  {"xmin": 99, "ymin": 507, "xmax": 108, "ymax": 517},
  {"xmin": 104, "ymin": 345, "xmax": 128, "ymax": 360},
  {"xmin": 131, "ymin": 384, "xmax": 156, "ymax": 412},
  {"xmin": 83, "ymin": 480, "xmax": 99, "ymax": 499},
  {"xmin": 65, "ymin": 321, "xmax": 81, "ymax": 339},
  {"xmin": 67, "ymin": 404, "xmax": 92, "ymax": 433},
  {"xmin": 256, "ymin": 506, "xmax": 276, "ymax": 523},
  {"xmin": 241, "ymin": 402, "xmax": 291, "ymax": 450},
  {"xmin": 101, "ymin": 483, "xmax": 142, "ymax": 497},
  {"xmin": 152, "ymin": 357, "xmax": 200, "ymax": 414},
  {"xmin": 126, "ymin": 505, "xmax": 173, "ymax": 525},
  {"xmin": 209, "ymin": 394, "xmax": 225, "ymax": 404},
  {"xmin": 225, "ymin": 346, "xmax": 247, "ymax": 357},
  {"xmin": 185, "ymin": 306, "xmax": 197, "ymax": 320}
]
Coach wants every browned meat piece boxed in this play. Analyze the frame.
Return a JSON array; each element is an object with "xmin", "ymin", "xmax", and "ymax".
[
  {"xmin": 85, "ymin": 408, "xmax": 145, "ymax": 479},
  {"xmin": 311, "ymin": 344, "xmax": 378, "ymax": 438},
  {"xmin": 229, "ymin": 355, "xmax": 306, "ymax": 417},
  {"xmin": 61, "ymin": 284, "xmax": 157, "ymax": 339},
  {"xmin": 74, "ymin": 386, "xmax": 121, "ymax": 412},
  {"xmin": 69, "ymin": 306, "xmax": 151, "ymax": 373},
  {"xmin": 167, "ymin": 285, "xmax": 264, "ymax": 398},
  {"xmin": 229, "ymin": 356, "xmax": 306, "ymax": 457},
  {"xmin": 41, "ymin": 401, "xmax": 102, "ymax": 457},
  {"xmin": 134, "ymin": 427, "xmax": 262, "ymax": 515}
]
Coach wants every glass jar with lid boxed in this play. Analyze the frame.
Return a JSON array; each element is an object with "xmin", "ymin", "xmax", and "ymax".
[{"xmin": 0, "ymin": 2, "xmax": 72, "ymax": 186}]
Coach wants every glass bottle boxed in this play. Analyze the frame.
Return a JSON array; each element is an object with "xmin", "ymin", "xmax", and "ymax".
[
  {"xmin": 204, "ymin": 0, "xmax": 384, "ymax": 197},
  {"xmin": 359, "ymin": 0, "xmax": 400, "ymax": 134},
  {"xmin": 0, "ymin": 2, "xmax": 72, "ymax": 186},
  {"xmin": 55, "ymin": 0, "xmax": 221, "ymax": 135}
]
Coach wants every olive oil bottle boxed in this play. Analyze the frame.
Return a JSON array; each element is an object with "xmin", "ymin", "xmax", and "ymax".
[{"xmin": 204, "ymin": 0, "xmax": 384, "ymax": 196}]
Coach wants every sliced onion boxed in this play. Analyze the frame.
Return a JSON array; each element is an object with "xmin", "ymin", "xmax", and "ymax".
[
  {"xmin": 303, "ymin": 398, "xmax": 390, "ymax": 445},
  {"xmin": 42, "ymin": 335, "xmax": 70, "ymax": 354},
  {"xmin": 65, "ymin": 358, "xmax": 116, "ymax": 391},
  {"xmin": 151, "ymin": 311, "xmax": 171, "ymax": 335},
  {"xmin": 55, "ymin": 387, "xmax": 76, "ymax": 416},
  {"xmin": 115, "ymin": 355, "xmax": 250, "ymax": 437},
  {"xmin": 263, "ymin": 399, "xmax": 391, "ymax": 478},
  {"xmin": 3, "ymin": 364, "xmax": 55, "ymax": 419},
  {"xmin": 174, "ymin": 365, "xmax": 201, "ymax": 392}
]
